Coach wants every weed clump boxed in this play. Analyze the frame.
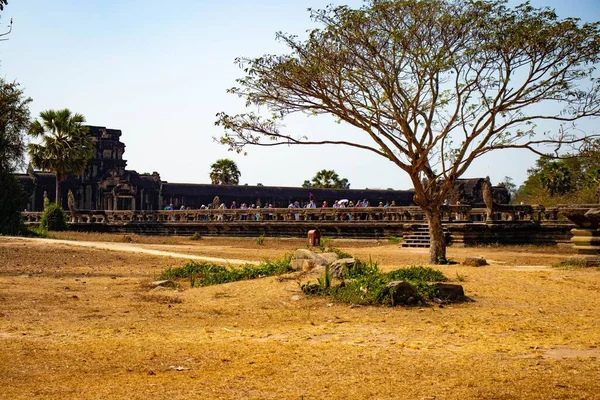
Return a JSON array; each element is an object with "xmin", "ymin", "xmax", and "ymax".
[
  {"xmin": 552, "ymin": 258, "xmax": 588, "ymax": 268},
  {"xmin": 190, "ymin": 232, "xmax": 202, "ymax": 241},
  {"xmin": 387, "ymin": 235, "xmax": 403, "ymax": 244},
  {"xmin": 160, "ymin": 255, "xmax": 293, "ymax": 287}
]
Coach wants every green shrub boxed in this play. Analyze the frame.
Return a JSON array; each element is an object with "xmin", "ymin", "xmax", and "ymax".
[
  {"xmin": 39, "ymin": 203, "xmax": 68, "ymax": 231},
  {"xmin": 256, "ymin": 234, "xmax": 266, "ymax": 245},
  {"xmin": 160, "ymin": 254, "xmax": 293, "ymax": 287},
  {"xmin": 190, "ymin": 232, "xmax": 202, "ymax": 241},
  {"xmin": 385, "ymin": 266, "xmax": 447, "ymax": 282}
]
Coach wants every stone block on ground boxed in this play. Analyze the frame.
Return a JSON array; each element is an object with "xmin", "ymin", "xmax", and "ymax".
[
  {"xmin": 385, "ymin": 281, "xmax": 417, "ymax": 305},
  {"xmin": 462, "ymin": 257, "xmax": 488, "ymax": 267},
  {"xmin": 434, "ymin": 283, "xmax": 465, "ymax": 301},
  {"xmin": 330, "ymin": 258, "xmax": 356, "ymax": 279},
  {"xmin": 319, "ymin": 252, "xmax": 340, "ymax": 265},
  {"xmin": 149, "ymin": 280, "xmax": 176, "ymax": 288},
  {"xmin": 290, "ymin": 249, "xmax": 328, "ymax": 271}
]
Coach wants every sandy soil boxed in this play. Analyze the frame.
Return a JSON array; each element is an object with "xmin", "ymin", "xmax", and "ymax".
[{"xmin": 1, "ymin": 233, "xmax": 599, "ymax": 399}]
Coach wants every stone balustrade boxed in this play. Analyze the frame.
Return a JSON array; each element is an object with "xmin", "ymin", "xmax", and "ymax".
[{"xmin": 22, "ymin": 204, "xmax": 550, "ymax": 225}]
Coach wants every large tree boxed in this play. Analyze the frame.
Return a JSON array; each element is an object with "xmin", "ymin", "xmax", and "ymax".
[
  {"xmin": 0, "ymin": 78, "xmax": 31, "ymax": 234},
  {"xmin": 28, "ymin": 109, "xmax": 94, "ymax": 206},
  {"xmin": 303, "ymin": 169, "xmax": 350, "ymax": 189},
  {"xmin": 216, "ymin": 0, "xmax": 600, "ymax": 263},
  {"xmin": 209, "ymin": 158, "xmax": 241, "ymax": 185}
]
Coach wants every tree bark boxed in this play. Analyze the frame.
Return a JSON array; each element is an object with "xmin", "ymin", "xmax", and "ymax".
[
  {"xmin": 55, "ymin": 175, "xmax": 61, "ymax": 207},
  {"xmin": 426, "ymin": 209, "xmax": 447, "ymax": 264}
]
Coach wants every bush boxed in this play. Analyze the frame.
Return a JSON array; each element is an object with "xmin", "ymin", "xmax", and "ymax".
[{"xmin": 39, "ymin": 203, "xmax": 68, "ymax": 231}]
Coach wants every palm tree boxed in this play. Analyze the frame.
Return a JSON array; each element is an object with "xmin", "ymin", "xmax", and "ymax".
[
  {"xmin": 309, "ymin": 169, "xmax": 350, "ymax": 189},
  {"xmin": 28, "ymin": 109, "xmax": 94, "ymax": 206},
  {"xmin": 209, "ymin": 158, "xmax": 241, "ymax": 185}
]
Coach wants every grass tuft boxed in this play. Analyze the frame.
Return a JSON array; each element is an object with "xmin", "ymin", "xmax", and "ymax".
[
  {"xmin": 552, "ymin": 258, "xmax": 589, "ymax": 268},
  {"xmin": 190, "ymin": 232, "xmax": 202, "ymax": 241},
  {"xmin": 387, "ymin": 235, "xmax": 403, "ymax": 244},
  {"xmin": 160, "ymin": 255, "xmax": 293, "ymax": 287}
]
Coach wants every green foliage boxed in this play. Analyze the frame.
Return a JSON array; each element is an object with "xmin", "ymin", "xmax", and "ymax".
[
  {"xmin": 387, "ymin": 235, "xmax": 403, "ymax": 244},
  {"xmin": 552, "ymin": 258, "xmax": 589, "ymax": 269},
  {"xmin": 28, "ymin": 109, "xmax": 94, "ymax": 204},
  {"xmin": 317, "ymin": 264, "xmax": 332, "ymax": 290},
  {"xmin": 190, "ymin": 232, "xmax": 202, "ymax": 241},
  {"xmin": 517, "ymin": 150, "xmax": 600, "ymax": 205},
  {"xmin": 0, "ymin": 78, "xmax": 31, "ymax": 236},
  {"xmin": 0, "ymin": 172, "xmax": 26, "ymax": 235},
  {"xmin": 160, "ymin": 255, "xmax": 293, "ymax": 287},
  {"xmin": 301, "ymin": 259, "xmax": 448, "ymax": 306},
  {"xmin": 320, "ymin": 236, "xmax": 333, "ymax": 249},
  {"xmin": 39, "ymin": 203, "xmax": 68, "ymax": 231},
  {"xmin": 304, "ymin": 169, "xmax": 350, "ymax": 189},
  {"xmin": 256, "ymin": 234, "xmax": 265, "ymax": 245},
  {"xmin": 385, "ymin": 266, "xmax": 447, "ymax": 282},
  {"xmin": 0, "ymin": 79, "xmax": 31, "ymax": 173},
  {"xmin": 539, "ymin": 162, "xmax": 572, "ymax": 196},
  {"xmin": 209, "ymin": 158, "xmax": 241, "ymax": 185}
]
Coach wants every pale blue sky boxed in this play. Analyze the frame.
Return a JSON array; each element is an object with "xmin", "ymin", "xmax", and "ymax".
[{"xmin": 2, "ymin": 0, "xmax": 600, "ymax": 189}]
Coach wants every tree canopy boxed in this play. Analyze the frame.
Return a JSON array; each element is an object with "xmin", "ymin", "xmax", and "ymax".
[
  {"xmin": 516, "ymin": 140, "xmax": 600, "ymax": 205},
  {"xmin": 302, "ymin": 169, "xmax": 350, "ymax": 189},
  {"xmin": 209, "ymin": 158, "xmax": 241, "ymax": 185},
  {"xmin": 0, "ymin": 78, "xmax": 30, "ymax": 174},
  {"xmin": 0, "ymin": 77, "xmax": 30, "ymax": 234},
  {"xmin": 216, "ymin": 0, "xmax": 600, "ymax": 263},
  {"xmin": 28, "ymin": 109, "xmax": 94, "ymax": 206}
]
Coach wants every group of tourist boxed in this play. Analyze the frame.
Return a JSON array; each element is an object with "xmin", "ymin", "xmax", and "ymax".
[{"xmin": 161, "ymin": 198, "xmax": 402, "ymax": 221}]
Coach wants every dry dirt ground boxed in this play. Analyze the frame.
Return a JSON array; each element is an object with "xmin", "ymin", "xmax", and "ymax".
[{"xmin": 1, "ymin": 232, "xmax": 600, "ymax": 399}]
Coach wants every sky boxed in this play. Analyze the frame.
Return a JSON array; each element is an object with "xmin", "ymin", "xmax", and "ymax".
[{"xmin": 2, "ymin": 0, "xmax": 600, "ymax": 190}]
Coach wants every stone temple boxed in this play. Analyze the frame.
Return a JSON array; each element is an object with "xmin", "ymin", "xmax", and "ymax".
[{"xmin": 16, "ymin": 126, "xmax": 509, "ymax": 211}]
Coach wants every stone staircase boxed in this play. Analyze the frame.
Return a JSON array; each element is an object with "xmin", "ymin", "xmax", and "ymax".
[{"xmin": 400, "ymin": 225, "xmax": 450, "ymax": 248}]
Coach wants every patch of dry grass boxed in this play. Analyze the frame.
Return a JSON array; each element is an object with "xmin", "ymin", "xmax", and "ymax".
[{"xmin": 1, "ymin": 235, "xmax": 599, "ymax": 399}]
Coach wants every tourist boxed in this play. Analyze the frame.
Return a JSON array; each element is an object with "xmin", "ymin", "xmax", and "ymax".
[
  {"xmin": 216, "ymin": 203, "xmax": 226, "ymax": 221},
  {"xmin": 240, "ymin": 203, "xmax": 248, "ymax": 220}
]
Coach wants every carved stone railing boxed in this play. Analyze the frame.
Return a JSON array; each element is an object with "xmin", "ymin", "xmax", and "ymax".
[
  {"xmin": 559, "ymin": 205, "xmax": 600, "ymax": 260},
  {"xmin": 22, "ymin": 205, "xmax": 547, "ymax": 225}
]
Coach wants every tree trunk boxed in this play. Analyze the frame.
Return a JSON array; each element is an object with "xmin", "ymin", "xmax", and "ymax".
[
  {"xmin": 55, "ymin": 176, "xmax": 61, "ymax": 207},
  {"xmin": 426, "ymin": 209, "xmax": 447, "ymax": 264}
]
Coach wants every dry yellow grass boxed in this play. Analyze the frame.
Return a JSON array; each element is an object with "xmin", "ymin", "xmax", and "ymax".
[{"xmin": 1, "ymin": 234, "xmax": 599, "ymax": 399}]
